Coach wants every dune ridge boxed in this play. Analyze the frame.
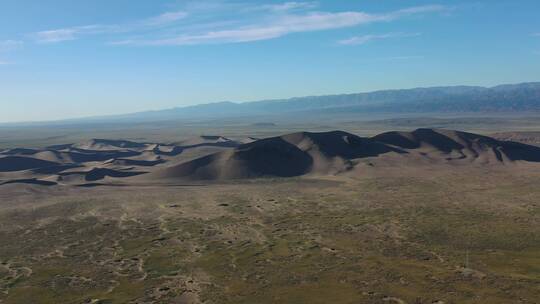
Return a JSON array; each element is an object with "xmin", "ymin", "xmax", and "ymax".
[
  {"xmin": 146, "ymin": 129, "xmax": 540, "ymax": 181},
  {"xmin": 1, "ymin": 129, "xmax": 539, "ymax": 185}
]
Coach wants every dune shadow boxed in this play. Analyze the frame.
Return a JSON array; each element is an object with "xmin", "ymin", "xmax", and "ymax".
[{"xmin": 0, "ymin": 178, "xmax": 57, "ymax": 186}]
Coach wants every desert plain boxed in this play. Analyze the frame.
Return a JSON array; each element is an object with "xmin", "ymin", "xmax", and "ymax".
[{"xmin": 0, "ymin": 119, "xmax": 540, "ymax": 304}]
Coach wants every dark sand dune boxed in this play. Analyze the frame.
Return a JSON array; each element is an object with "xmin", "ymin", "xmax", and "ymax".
[
  {"xmin": 1, "ymin": 148, "xmax": 42, "ymax": 156},
  {"xmin": 63, "ymin": 149, "xmax": 142, "ymax": 163},
  {"xmin": 375, "ymin": 129, "xmax": 457, "ymax": 151},
  {"xmin": 150, "ymin": 145, "xmax": 183, "ymax": 156},
  {"xmin": 0, "ymin": 156, "xmax": 61, "ymax": 172},
  {"xmin": 0, "ymin": 178, "xmax": 58, "ymax": 186},
  {"xmin": 147, "ymin": 131, "xmax": 401, "ymax": 180},
  {"xmin": 45, "ymin": 143, "xmax": 74, "ymax": 150},
  {"xmin": 148, "ymin": 153, "xmax": 224, "ymax": 180},
  {"xmin": 146, "ymin": 129, "xmax": 540, "ymax": 181},
  {"xmin": 373, "ymin": 128, "xmax": 540, "ymax": 163},
  {"xmin": 31, "ymin": 164, "xmax": 82, "ymax": 174},
  {"xmin": 3, "ymin": 147, "xmax": 143, "ymax": 164},
  {"xmin": 499, "ymin": 141, "xmax": 540, "ymax": 162},
  {"xmin": 2, "ymin": 129, "xmax": 540, "ymax": 185},
  {"xmin": 37, "ymin": 149, "xmax": 143, "ymax": 163},
  {"xmin": 282, "ymin": 131, "xmax": 402, "ymax": 158},
  {"xmin": 0, "ymin": 138, "xmax": 188, "ymax": 185},
  {"xmin": 60, "ymin": 168, "xmax": 146, "ymax": 182},
  {"xmin": 149, "ymin": 137, "xmax": 313, "ymax": 180},
  {"xmin": 233, "ymin": 136, "xmax": 313, "ymax": 175},
  {"xmin": 103, "ymin": 158, "xmax": 165, "ymax": 167}
]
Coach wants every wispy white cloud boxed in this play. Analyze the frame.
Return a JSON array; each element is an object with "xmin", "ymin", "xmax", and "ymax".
[
  {"xmin": 144, "ymin": 11, "xmax": 188, "ymax": 26},
  {"xmin": 339, "ymin": 32, "xmax": 420, "ymax": 45},
  {"xmin": 29, "ymin": 3, "xmax": 447, "ymax": 46},
  {"xmin": 35, "ymin": 29, "xmax": 79, "ymax": 43},
  {"xmin": 118, "ymin": 5, "xmax": 445, "ymax": 46},
  {"xmin": 532, "ymin": 33, "xmax": 540, "ymax": 37},
  {"xmin": 263, "ymin": 2, "xmax": 318, "ymax": 12},
  {"xmin": 34, "ymin": 25, "xmax": 119, "ymax": 43},
  {"xmin": 385, "ymin": 4, "xmax": 448, "ymax": 19},
  {"xmin": 114, "ymin": 12, "xmax": 379, "ymax": 46},
  {"xmin": 32, "ymin": 10, "xmax": 188, "ymax": 43}
]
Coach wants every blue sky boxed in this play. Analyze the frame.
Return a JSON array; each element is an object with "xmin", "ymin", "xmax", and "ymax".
[{"xmin": 0, "ymin": 0, "xmax": 539, "ymax": 122}]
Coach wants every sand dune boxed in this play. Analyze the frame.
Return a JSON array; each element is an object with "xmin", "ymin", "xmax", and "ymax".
[
  {"xmin": 0, "ymin": 178, "xmax": 58, "ymax": 186},
  {"xmin": 146, "ymin": 129, "xmax": 540, "ymax": 181},
  {"xmin": 150, "ymin": 145, "xmax": 183, "ymax": 156},
  {"xmin": 59, "ymin": 168, "xmax": 146, "ymax": 182},
  {"xmin": 0, "ymin": 138, "xmax": 174, "ymax": 184},
  {"xmin": 374, "ymin": 129, "xmax": 540, "ymax": 163},
  {"xmin": 1, "ymin": 148, "xmax": 42, "ymax": 156},
  {"xmin": 147, "ymin": 131, "xmax": 402, "ymax": 180},
  {"xmin": 149, "ymin": 137, "xmax": 314, "ymax": 180},
  {"xmin": 31, "ymin": 164, "xmax": 82, "ymax": 174},
  {"xmin": 282, "ymin": 131, "xmax": 402, "ymax": 158},
  {"xmin": 0, "ymin": 156, "xmax": 61, "ymax": 172},
  {"xmin": 2, "ymin": 129, "xmax": 540, "ymax": 185},
  {"xmin": 103, "ymin": 158, "xmax": 165, "ymax": 167}
]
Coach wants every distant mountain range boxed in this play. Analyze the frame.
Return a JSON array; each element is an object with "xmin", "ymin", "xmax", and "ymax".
[
  {"xmin": 106, "ymin": 82, "xmax": 540, "ymax": 122},
  {"xmin": 4, "ymin": 82, "xmax": 540, "ymax": 125}
]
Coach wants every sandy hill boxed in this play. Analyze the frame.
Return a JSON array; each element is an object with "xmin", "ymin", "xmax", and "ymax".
[
  {"xmin": 373, "ymin": 128, "xmax": 540, "ymax": 163},
  {"xmin": 146, "ymin": 129, "xmax": 540, "ymax": 181},
  {"xmin": 145, "ymin": 130, "xmax": 401, "ymax": 181},
  {"xmin": 1, "ymin": 129, "xmax": 540, "ymax": 186},
  {"xmin": 0, "ymin": 156, "xmax": 61, "ymax": 173},
  {"xmin": 0, "ymin": 136, "xmax": 245, "ymax": 186}
]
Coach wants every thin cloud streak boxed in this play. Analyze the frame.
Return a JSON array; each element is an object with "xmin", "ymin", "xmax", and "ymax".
[
  {"xmin": 128, "ymin": 12, "xmax": 380, "ymax": 45},
  {"xmin": 35, "ymin": 29, "xmax": 79, "ymax": 43},
  {"xmin": 33, "ymin": 11, "xmax": 188, "ymax": 43},
  {"xmin": 34, "ymin": 25, "xmax": 120, "ymax": 43},
  {"xmin": 144, "ymin": 11, "xmax": 188, "ymax": 26},
  {"xmin": 263, "ymin": 1, "xmax": 318, "ymax": 12},
  {"xmin": 30, "ymin": 3, "xmax": 447, "ymax": 46},
  {"xmin": 339, "ymin": 32, "xmax": 420, "ymax": 46},
  {"xmin": 119, "ymin": 5, "xmax": 445, "ymax": 46}
]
